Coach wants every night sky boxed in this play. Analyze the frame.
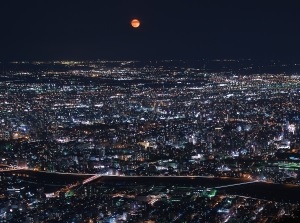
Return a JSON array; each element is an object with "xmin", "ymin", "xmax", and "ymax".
[{"xmin": 1, "ymin": 0, "xmax": 300, "ymax": 60}]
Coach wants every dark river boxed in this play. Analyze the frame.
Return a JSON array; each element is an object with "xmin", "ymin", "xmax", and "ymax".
[{"xmin": 2, "ymin": 170, "xmax": 300, "ymax": 204}]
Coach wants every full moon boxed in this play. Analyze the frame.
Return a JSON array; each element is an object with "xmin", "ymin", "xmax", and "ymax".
[{"xmin": 131, "ymin": 19, "xmax": 140, "ymax": 28}]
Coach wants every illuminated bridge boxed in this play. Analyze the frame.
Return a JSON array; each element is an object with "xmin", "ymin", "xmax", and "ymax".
[{"xmin": 207, "ymin": 180, "xmax": 259, "ymax": 190}]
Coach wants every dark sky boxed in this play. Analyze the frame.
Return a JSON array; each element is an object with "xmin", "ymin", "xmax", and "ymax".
[{"xmin": 1, "ymin": 0, "xmax": 300, "ymax": 60}]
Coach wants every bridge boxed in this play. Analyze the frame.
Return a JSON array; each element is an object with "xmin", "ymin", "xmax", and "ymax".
[
  {"xmin": 82, "ymin": 174, "xmax": 102, "ymax": 184},
  {"xmin": 208, "ymin": 180, "xmax": 259, "ymax": 190}
]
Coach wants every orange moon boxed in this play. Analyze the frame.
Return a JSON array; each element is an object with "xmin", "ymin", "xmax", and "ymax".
[{"xmin": 131, "ymin": 19, "xmax": 140, "ymax": 28}]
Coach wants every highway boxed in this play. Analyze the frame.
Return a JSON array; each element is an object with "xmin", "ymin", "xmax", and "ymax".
[{"xmin": 0, "ymin": 167, "xmax": 95, "ymax": 177}]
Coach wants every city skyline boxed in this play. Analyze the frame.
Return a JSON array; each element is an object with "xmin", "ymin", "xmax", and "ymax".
[
  {"xmin": 1, "ymin": 1, "xmax": 300, "ymax": 222},
  {"xmin": 1, "ymin": 60, "xmax": 300, "ymax": 222}
]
